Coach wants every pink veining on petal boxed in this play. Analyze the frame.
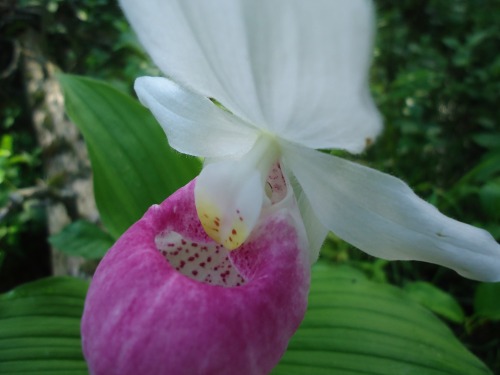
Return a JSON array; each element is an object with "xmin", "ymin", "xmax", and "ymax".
[
  {"xmin": 266, "ymin": 162, "xmax": 287, "ymax": 204},
  {"xmin": 81, "ymin": 180, "xmax": 310, "ymax": 375}
]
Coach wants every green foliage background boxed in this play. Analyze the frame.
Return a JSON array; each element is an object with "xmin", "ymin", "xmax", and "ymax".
[{"xmin": 0, "ymin": 0, "xmax": 499, "ymax": 373}]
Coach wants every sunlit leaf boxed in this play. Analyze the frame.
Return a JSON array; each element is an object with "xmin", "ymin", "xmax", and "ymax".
[
  {"xmin": 59, "ymin": 74, "xmax": 201, "ymax": 238},
  {"xmin": 273, "ymin": 264, "xmax": 492, "ymax": 375},
  {"xmin": 0, "ymin": 277, "xmax": 89, "ymax": 375}
]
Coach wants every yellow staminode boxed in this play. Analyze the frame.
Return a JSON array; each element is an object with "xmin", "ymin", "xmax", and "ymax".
[
  {"xmin": 196, "ymin": 197, "xmax": 249, "ymax": 251},
  {"xmin": 194, "ymin": 134, "xmax": 280, "ymax": 251}
]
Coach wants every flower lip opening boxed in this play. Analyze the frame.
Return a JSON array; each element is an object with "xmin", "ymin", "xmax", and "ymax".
[{"xmin": 155, "ymin": 230, "xmax": 247, "ymax": 287}]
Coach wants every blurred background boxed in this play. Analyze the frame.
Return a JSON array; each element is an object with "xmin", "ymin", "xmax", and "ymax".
[{"xmin": 1, "ymin": 0, "xmax": 499, "ymax": 371}]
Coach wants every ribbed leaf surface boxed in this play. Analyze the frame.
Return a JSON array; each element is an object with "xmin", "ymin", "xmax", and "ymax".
[
  {"xmin": 0, "ymin": 277, "xmax": 89, "ymax": 375},
  {"xmin": 273, "ymin": 265, "xmax": 492, "ymax": 375},
  {"xmin": 59, "ymin": 75, "xmax": 201, "ymax": 238}
]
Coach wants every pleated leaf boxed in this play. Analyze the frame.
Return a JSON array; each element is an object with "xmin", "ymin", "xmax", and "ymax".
[
  {"xmin": 273, "ymin": 264, "xmax": 492, "ymax": 375},
  {"xmin": 0, "ymin": 277, "xmax": 89, "ymax": 375},
  {"xmin": 59, "ymin": 74, "xmax": 201, "ymax": 238}
]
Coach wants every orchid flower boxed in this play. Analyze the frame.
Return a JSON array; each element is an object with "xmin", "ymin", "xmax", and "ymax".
[
  {"xmin": 82, "ymin": 181, "xmax": 309, "ymax": 375},
  {"xmin": 82, "ymin": 1, "xmax": 500, "ymax": 374},
  {"xmin": 121, "ymin": 0, "xmax": 500, "ymax": 281}
]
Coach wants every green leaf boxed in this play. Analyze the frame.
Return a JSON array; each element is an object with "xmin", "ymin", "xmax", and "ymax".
[
  {"xmin": 49, "ymin": 220, "xmax": 114, "ymax": 259},
  {"xmin": 404, "ymin": 281, "xmax": 465, "ymax": 323},
  {"xmin": 59, "ymin": 74, "xmax": 201, "ymax": 238},
  {"xmin": 273, "ymin": 264, "xmax": 492, "ymax": 375},
  {"xmin": 0, "ymin": 277, "xmax": 89, "ymax": 375},
  {"xmin": 458, "ymin": 152, "xmax": 500, "ymax": 185},
  {"xmin": 473, "ymin": 133, "xmax": 500, "ymax": 150},
  {"xmin": 479, "ymin": 179, "xmax": 500, "ymax": 221},
  {"xmin": 474, "ymin": 282, "xmax": 500, "ymax": 321}
]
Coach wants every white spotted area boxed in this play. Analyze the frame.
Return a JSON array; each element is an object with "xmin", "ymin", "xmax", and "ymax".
[{"xmin": 155, "ymin": 231, "xmax": 246, "ymax": 287}]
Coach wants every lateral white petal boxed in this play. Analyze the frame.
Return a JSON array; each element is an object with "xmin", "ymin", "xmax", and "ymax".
[
  {"xmin": 120, "ymin": 0, "xmax": 381, "ymax": 151},
  {"xmin": 282, "ymin": 142, "xmax": 500, "ymax": 281},
  {"xmin": 284, "ymin": 167, "xmax": 328, "ymax": 263},
  {"xmin": 135, "ymin": 77, "xmax": 258, "ymax": 158},
  {"xmin": 297, "ymin": 190, "xmax": 329, "ymax": 264}
]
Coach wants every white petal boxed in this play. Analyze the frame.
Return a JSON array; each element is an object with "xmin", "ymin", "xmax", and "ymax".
[
  {"xmin": 282, "ymin": 142, "xmax": 500, "ymax": 281},
  {"xmin": 120, "ymin": 0, "xmax": 381, "ymax": 152},
  {"xmin": 135, "ymin": 77, "xmax": 258, "ymax": 158},
  {"xmin": 297, "ymin": 190, "xmax": 329, "ymax": 263},
  {"xmin": 284, "ymin": 168, "xmax": 328, "ymax": 263}
]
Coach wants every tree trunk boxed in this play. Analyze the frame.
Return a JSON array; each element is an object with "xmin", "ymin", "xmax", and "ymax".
[{"xmin": 21, "ymin": 29, "xmax": 98, "ymax": 277}]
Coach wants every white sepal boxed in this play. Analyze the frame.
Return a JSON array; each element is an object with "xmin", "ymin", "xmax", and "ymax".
[{"xmin": 121, "ymin": 0, "xmax": 382, "ymax": 153}]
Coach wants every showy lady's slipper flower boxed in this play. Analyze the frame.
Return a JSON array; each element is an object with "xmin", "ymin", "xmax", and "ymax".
[
  {"xmin": 82, "ymin": 1, "xmax": 500, "ymax": 375},
  {"xmin": 83, "ymin": 181, "xmax": 309, "ymax": 375},
  {"xmin": 122, "ymin": 0, "xmax": 500, "ymax": 280}
]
